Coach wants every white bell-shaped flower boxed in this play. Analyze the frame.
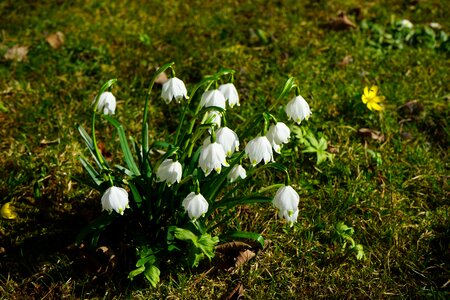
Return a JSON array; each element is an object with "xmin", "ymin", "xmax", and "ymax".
[
  {"xmin": 273, "ymin": 185, "xmax": 300, "ymax": 225},
  {"xmin": 161, "ymin": 77, "xmax": 188, "ymax": 104},
  {"xmin": 266, "ymin": 122, "xmax": 291, "ymax": 154},
  {"xmin": 204, "ymin": 110, "xmax": 221, "ymax": 128},
  {"xmin": 101, "ymin": 186, "xmax": 129, "ymax": 215},
  {"xmin": 281, "ymin": 208, "xmax": 299, "ymax": 227},
  {"xmin": 182, "ymin": 192, "xmax": 209, "ymax": 220},
  {"xmin": 200, "ymin": 89, "xmax": 226, "ymax": 109},
  {"xmin": 156, "ymin": 159, "xmax": 182, "ymax": 186},
  {"xmin": 216, "ymin": 127, "xmax": 239, "ymax": 157},
  {"xmin": 245, "ymin": 136, "xmax": 273, "ymax": 166},
  {"xmin": 227, "ymin": 164, "xmax": 247, "ymax": 183},
  {"xmin": 96, "ymin": 92, "xmax": 116, "ymax": 115},
  {"xmin": 219, "ymin": 83, "xmax": 240, "ymax": 108},
  {"xmin": 285, "ymin": 95, "xmax": 312, "ymax": 124},
  {"xmin": 199, "ymin": 140, "xmax": 229, "ymax": 176}
]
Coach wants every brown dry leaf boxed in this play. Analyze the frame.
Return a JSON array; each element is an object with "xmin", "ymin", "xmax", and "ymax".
[
  {"xmin": 216, "ymin": 241, "xmax": 252, "ymax": 254},
  {"xmin": 338, "ymin": 55, "xmax": 353, "ymax": 67},
  {"xmin": 4, "ymin": 45, "xmax": 28, "ymax": 62},
  {"xmin": 224, "ymin": 282, "xmax": 244, "ymax": 300},
  {"xmin": 397, "ymin": 100, "xmax": 424, "ymax": 119},
  {"xmin": 235, "ymin": 249, "xmax": 256, "ymax": 268},
  {"xmin": 46, "ymin": 31, "xmax": 65, "ymax": 49},
  {"xmin": 358, "ymin": 128, "xmax": 385, "ymax": 142},
  {"xmin": 154, "ymin": 71, "xmax": 168, "ymax": 84},
  {"xmin": 327, "ymin": 11, "xmax": 357, "ymax": 31}
]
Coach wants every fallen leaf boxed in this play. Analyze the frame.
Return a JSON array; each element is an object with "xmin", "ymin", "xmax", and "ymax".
[
  {"xmin": 235, "ymin": 249, "xmax": 256, "ymax": 268},
  {"xmin": 215, "ymin": 241, "xmax": 252, "ymax": 254},
  {"xmin": 46, "ymin": 31, "xmax": 65, "ymax": 49},
  {"xmin": 326, "ymin": 11, "xmax": 357, "ymax": 31},
  {"xmin": 4, "ymin": 45, "xmax": 28, "ymax": 62},
  {"xmin": 338, "ymin": 55, "xmax": 353, "ymax": 67},
  {"xmin": 358, "ymin": 128, "xmax": 385, "ymax": 142},
  {"xmin": 224, "ymin": 281, "xmax": 244, "ymax": 300},
  {"xmin": 1, "ymin": 202, "xmax": 18, "ymax": 219},
  {"xmin": 397, "ymin": 100, "xmax": 424, "ymax": 119}
]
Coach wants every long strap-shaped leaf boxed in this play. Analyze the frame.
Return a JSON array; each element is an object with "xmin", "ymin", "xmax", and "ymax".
[
  {"xmin": 220, "ymin": 231, "xmax": 265, "ymax": 248},
  {"xmin": 102, "ymin": 115, "xmax": 141, "ymax": 176},
  {"xmin": 77, "ymin": 124, "xmax": 105, "ymax": 169}
]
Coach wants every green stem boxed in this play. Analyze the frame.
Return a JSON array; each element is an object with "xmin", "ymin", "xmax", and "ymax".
[{"xmin": 142, "ymin": 62, "xmax": 175, "ymax": 170}]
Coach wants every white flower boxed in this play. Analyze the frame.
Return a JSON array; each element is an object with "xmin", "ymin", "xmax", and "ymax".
[
  {"xmin": 400, "ymin": 19, "xmax": 413, "ymax": 29},
  {"xmin": 285, "ymin": 95, "xmax": 312, "ymax": 124},
  {"xmin": 266, "ymin": 122, "xmax": 291, "ymax": 153},
  {"xmin": 273, "ymin": 185, "xmax": 300, "ymax": 226},
  {"xmin": 216, "ymin": 127, "xmax": 239, "ymax": 157},
  {"xmin": 245, "ymin": 136, "xmax": 273, "ymax": 166},
  {"xmin": 204, "ymin": 110, "xmax": 221, "ymax": 128},
  {"xmin": 219, "ymin": 83, "xmax": 240, "ymax": 107},
  {"xmin": 161, "ymin": 77, "xmax": 188, "ymax": 104},
  {"xmin": 156, "ymin": 159, "xmax": 182, "ymax": 186},
  {"xmin": 182, "ymin": 192, "xmax": 209, "ymax": 220},
  {"xmin": 227, "ymin": 164, "xmax": 247, "ymax": 182},
  {"xmin": 429, "ymin": 22, "xmax": 442, "ymax": 29},
  {"xmin": 281, "ymin": 209, "xmax": 299, "ymax": 227},
  {"xmin": 199, "ymin": 141, "xmax": 229, "ymax": 176},
  {"xmin": 96, "ymin": 92, "xmax": 116, "ymax": 115},
  {"xmin": 101, "ymin": 186, "xmax": 129, "ymax": 215},
  {"xmin": 200, "ymin": 89, "xmax": 226, "ymax": 109}
]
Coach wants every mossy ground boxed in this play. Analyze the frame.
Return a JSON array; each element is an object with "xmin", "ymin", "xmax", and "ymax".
[{"xmin": 0, "ymin": 0, "xmax": 449, "ymax": 298}]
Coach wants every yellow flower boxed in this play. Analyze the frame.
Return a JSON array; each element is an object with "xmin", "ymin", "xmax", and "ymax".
[
  {"xmin": 362, "ymin": 86, "xmax": 385, "ymax": 111},
  {"xmin": 1, "ymin": 202, "xmax": 18, "ymax": 219}
]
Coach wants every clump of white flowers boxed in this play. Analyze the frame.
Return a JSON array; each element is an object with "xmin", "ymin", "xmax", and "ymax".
[{"xmin": 80, "ymin": 64, "xmax": 314, "ymax": 287}]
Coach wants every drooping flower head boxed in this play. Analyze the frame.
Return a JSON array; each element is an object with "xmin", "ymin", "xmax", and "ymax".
[
  {"xmin": 182, "ymin": 192, "xmax": 209, "ymax": 220},
  {"xmin": 204, "ymin": 110, "xmax": 222, "ymax": 128},
  {"xmin": 227, "ymin": 164, "xmax": 247, "ymax": 183},
  {"xmin": 285, "ymin": 95, "xmax": 311, "ymax": 124},
  {"xmin": 156, "ymin": 159, "xmax": 182, "ymax": 186},
  {"xmin": 96, "ymin": 92, "xmax": 116, "ymax": 115},
  {"xmin": 362, "ymin": 86, "xmax": 385, "ymax": 111},
  {"xmin": 266, "ymin": 122, "xmax": 291, "ymax": 153},
  {"xmin": 161, "ymin": 77, "xmax": 188, "ymax": 104},
  {"xmin": 101, "ymin": 186, "xmax": 129, "ymax": 215},
  {"xmin": 273, "ymin": 185, "xmax": 300, "ymax": 226},
  {"xmin": 216, "ymin": 127, "xmax": 239, "ymax": 157},
  {"xmin": 245, "ymin": 136, "xmax": 273, "ymax": 166},
  {"xmin": 219, "ymin": 83, "xmax": 240, "ymax": 108},
  {"xmin": 200, "ymin": 89, "xmax": 226, "ymax": 109},
  {"xmin": 199, "ymin": 139, "xmax": 229, "ymax": 176}
]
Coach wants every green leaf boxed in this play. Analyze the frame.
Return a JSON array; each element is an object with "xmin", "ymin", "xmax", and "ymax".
[
  {"xmin": 102, "ymin": 115, "xmax": 140, "ymax": 176},
  {"xmin": 75, "ymin": 212, "xmax": 116, "ymax": 246},
  {"xmin": 277, "ymin": 77, "xmax": 296, "ymax": 100},
  {"xmin": 77, "ymin": 124, "xmax": 104, "ymax": 168},
  {"xmin": 128, "ymin": 181, "xmax": 143, "ymax": 208},
  {"xmin": 221, "ymin": 231, "xmax": 265, "ymax": 248},
  {"xmin": 144, "ymin": 265, "xmax": 161, "ymax": 288},
  {"xmin": 78, "ymin": 156, "xmax": 102, "ymax": 187},
  {"xmin": 136, "ymin": 255, "xmax": 156, "ymax": 267},
  {"xmin": 197, "ymin": 234, "xmax": 220, "ymax": 260},
  {"xmin": 173, "ymin": 227, "xmax": 198, "ymax": 243},
  {"xmin": 128, "ymin": 265, "xmax": 145, "ymax": 279}
]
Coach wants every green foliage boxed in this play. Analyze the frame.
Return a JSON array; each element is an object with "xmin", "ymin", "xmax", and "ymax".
[
  {"xmin": 292, "ymin": 126, "xmax": 334, "ymax": 165},
  {"xmin": 334, "ymin": 222, "xmax": 365, "ymax": 260}
]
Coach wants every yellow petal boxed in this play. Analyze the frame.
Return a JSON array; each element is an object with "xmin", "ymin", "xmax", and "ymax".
[
  {"xmin": 369, "ymin": 102, "xmax": 383, "ymax": 111},
  {"xmin": 1, "ymin": 202, "xmax": 18, "ymax": 220},
  {"xmin": 362, "ymin": 94, "xmax": 368, "ymax": 104},
  {"xmin": 363, "ymin": 86, "xmax": 369, "ymax": 97},
  {"xmin": 369, "ymin": 85, "xmax": 378, "ymax": 97}
]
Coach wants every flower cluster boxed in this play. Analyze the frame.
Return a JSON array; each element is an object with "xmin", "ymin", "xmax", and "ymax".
[{"xmin": 80, "ymin": 64, "xmax": 314, "ymax": 286}]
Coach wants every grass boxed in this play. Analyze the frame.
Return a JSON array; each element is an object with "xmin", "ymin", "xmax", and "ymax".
[{"xmin": 0, "ymin": 0, "xmax": 449, "ymax": 298}]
